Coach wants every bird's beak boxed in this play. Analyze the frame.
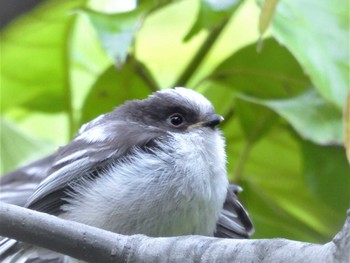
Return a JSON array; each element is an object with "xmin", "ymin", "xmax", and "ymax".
[
  {"xmin": 188, "ymin": 114, "xmax": 224, "ymax": 130},
  {"xmin": 202, "ymin": 114, "xmax": 224, "ymax": 128}
]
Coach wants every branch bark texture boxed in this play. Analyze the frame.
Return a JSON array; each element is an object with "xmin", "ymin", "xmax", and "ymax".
[{"xmin": 0, "ymin": 202, "xmax": 349, "ymax": 263}]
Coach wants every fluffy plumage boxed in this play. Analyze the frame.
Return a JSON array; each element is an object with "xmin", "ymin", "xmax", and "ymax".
[{"xmin": 0, "ymin": 87, "xmax": 253, "ymax": 262}]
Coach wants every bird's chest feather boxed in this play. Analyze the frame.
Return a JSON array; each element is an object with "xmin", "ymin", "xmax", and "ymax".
[
  {"xmin": 61, "ymin": 130, "xmax": 228, "ymax": 237},
  {"xmin": 160, "ymin": 130, "xmax": 228, "ymax": 235}
]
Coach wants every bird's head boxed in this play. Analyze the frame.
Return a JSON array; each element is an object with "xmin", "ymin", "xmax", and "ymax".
[{"xmin": 116, "ymin": 87, "xmax": 224, "ymax": 133}]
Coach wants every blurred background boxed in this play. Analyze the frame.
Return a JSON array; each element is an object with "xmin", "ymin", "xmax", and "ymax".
[{"xmin": 1, "ymin": 0, "xmax": 349, "ymax": 243}]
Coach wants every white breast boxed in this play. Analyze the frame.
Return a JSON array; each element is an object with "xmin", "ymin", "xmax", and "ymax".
[{"xmin": 61, "ymin": 128, "xmax": 228, "ymax": 237}]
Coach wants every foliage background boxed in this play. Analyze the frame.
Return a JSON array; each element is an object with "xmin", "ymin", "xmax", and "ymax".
[{"xmin": 1, "ymin": 0, "xmax": 349, "ymax": 243}]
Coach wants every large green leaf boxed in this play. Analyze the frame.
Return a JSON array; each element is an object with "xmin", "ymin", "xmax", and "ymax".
[
  {"xmin": 205, "ymin": 38, "xmax": 313, "ymax": 144},
  {"xmin": 208, "ymin": 38, "xmax": 310, "ymax": 99},
  {"xmin": 238, "ymin": 90, "xmax": 344, "ymax": 145},
  {"xmin": 80, "ymin": 61, "xmax": 154, "ymax": 125},
  {"xmin": 82, "ymin": 1, "xmax": 175, "ymax": 68},
  {"xmin": 82, "ymin": 7, "xmax": 144, "ymax": 67},
  {"xmin": 271, "ymin": 0, "xmax": 349, "ymax": 109},
  {"xmin": 301, "ymin": 141, "xmax": 350, "ymax": 212},
  {"xmin": 0, "ymin": 0, "xmax": 84, "ymax": 113}
]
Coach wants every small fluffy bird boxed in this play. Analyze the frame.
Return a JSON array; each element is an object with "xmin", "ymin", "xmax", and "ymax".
[{"xmin": 0, "ymin": 88, "xmax": 253, "ymax": 262}]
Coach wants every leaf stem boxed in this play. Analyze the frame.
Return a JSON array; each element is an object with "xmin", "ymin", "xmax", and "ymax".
[
  {"xmin": 232, "ymin": 139, "xmax": 254, "ymax": 183},
  {"xmin": 232, "ymin": 111, "xmax": 274, "ymax": 183},
  {"xmin": 173, "ymin": 19, "xmax": 229, "ymax": 87},
  {"xmin": 64, "ymin": 13, "xmax": 80, "ymax": 140}
]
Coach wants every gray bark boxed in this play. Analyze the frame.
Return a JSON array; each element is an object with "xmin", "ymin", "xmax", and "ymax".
[{"xmin": 0, "ymin": 202, "xmax": 349, "ymax": 263}]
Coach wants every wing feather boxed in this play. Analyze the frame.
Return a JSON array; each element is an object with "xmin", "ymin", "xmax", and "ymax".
[
  {"xmin": 214, "ymin": 185, "xmax": 254, "ymax": 238},
  {"xmin": 25, "ymin": 120, "xmax": 166, "ymax": 214}
]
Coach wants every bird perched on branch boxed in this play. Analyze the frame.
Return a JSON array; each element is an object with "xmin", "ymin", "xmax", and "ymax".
[{"xmin": 0, "ymin": 87, "xmax": 253, "ymax": 262}]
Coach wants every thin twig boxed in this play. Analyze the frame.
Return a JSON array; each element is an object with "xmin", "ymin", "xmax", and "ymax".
[{"xmin": 173, "ymin": 19, "xmax": 229, "ymax": 87}]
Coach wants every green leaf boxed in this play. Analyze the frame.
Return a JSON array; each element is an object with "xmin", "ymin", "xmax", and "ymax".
[
  {"xmin": 0, "ymin": 0, "xmax": 84, "ymax": 113},
  {"xmin": 209, "ymin": 38, "xmax": 310, "ymax": 99},
  {"xmin": 184, "ymin": 0, "xmax": 243, "ymax": 41},
  {"xmin": 238, "ymin": 90, "xmax": 343, "ymax": 145},
  {"xmin": 80, "ymin": 61, "xmax": 153, "ymax": 125},
  {"xmin": 271, "ymin": 0, "xmax": 349, "ymax": 109},
  {"xmin": 82, "ymin": 1, "xmax": 178, "ymax": 68},
  {"xmin": 301, "ymin": 140, "xmax": 350, "ymax": 213},
  {"xmin": 82, "ymin": 6, "xmax": 146, "ymax": 67},
  {"xmin": 0, "ymin": 118, "xmax": 55, "ymax": 174}
]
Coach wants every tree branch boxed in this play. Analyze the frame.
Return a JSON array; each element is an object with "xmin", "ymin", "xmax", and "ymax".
[{"xmin": 0, "ymin": 202, "xmax": 349, "ymax": 263}]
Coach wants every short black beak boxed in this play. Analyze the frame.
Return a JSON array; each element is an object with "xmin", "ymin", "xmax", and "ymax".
[{"xmin": 202, "ymin": 114, "xmax": 224, "ymax": 128}]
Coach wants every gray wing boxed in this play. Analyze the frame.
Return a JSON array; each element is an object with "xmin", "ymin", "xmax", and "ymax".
[
  {"xmin": 214, "ymin": 185, "xmax": 254, "ymax": 238},
  {"xmin": 0, "ymin": 154, "xmax": 55, "ymax": 207},
  {"xmin": 26, "ymin": 118, "xmax": 166, "ymax": 214}
]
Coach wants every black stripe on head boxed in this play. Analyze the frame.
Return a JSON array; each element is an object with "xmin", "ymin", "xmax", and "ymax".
[{"xmin": 114, "ymin": 88, "xmax": 215, "ymax": 132}]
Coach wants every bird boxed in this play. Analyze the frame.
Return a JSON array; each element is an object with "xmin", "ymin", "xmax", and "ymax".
[{"xmin": 0, "ymin": 87, "xmax": 253, "ymax": 262}]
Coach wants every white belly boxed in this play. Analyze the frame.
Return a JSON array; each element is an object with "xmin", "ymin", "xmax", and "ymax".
[{"xmin": 61, "ymin": 129, "xmax": 228, "ymax": 237}]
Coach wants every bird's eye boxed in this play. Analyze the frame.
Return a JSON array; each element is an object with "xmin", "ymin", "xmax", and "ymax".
[{"xmin": 168, "ymin": 113, "xmax": 184, "ymax": 127}]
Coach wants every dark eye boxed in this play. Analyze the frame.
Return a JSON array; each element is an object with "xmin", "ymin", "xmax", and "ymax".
[{"xmin": 168, "ymin": 113, "xmax": 184, "ymax": 127}]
